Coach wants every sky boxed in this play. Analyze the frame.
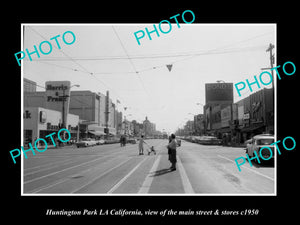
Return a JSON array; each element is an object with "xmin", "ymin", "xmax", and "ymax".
[{"xmin": 22, "ymin": 24, "xmax": 276, "ymax": 133}]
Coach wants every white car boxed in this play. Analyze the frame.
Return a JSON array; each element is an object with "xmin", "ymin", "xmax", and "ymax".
[
  {"xmin": 246, "ymin": 134, "xmax": 275, "ymax": 162},
  {"xmin": 96, "ymin": 139, "xmax": 105, "ymax": 145},
  {"xmin": 76, "ymin": 138, "xmax": 97, "ymax": 148}
]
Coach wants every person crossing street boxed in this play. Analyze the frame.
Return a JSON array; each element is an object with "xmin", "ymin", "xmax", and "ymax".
[
  {"xmin": 138, "ymin": 135, "xmax": 146, "ymax": 155},
  {"xmin": 167, "ymin": 134, "xmax": 177, "ymax": 171}
]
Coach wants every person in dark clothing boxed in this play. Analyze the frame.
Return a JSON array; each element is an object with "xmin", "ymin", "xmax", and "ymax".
[{"xmin": 167, "ymin": 134, "xmax": 177, "ymax": 171}]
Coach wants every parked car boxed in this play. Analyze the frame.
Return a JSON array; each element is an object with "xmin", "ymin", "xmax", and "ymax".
[
  {"xmin": 127, "ymin": 138, "xmax": 137, "ymax": 144},
  {"xmin": 76, "ymin": 138, "xmax": 97, "ymax": 148},
  {"xmin": 96, "ymin": 139, "xmax": 105, "ymax": 145},
  {"xmin": 198, "ymin": 136, "xmax": 222, "ymax": 145},
  {"xmin": 176, "ymin": 139, "xmax": 181, "ymax": 146},
  {"xmin": 246, "ymin": 134, "xmax": 275, "ymax": 162}
]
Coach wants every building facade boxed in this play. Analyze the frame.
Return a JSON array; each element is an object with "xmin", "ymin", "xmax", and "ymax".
[
  {"xmin": 24, "ymin": 78, "xmax": 37, "ymax": 92},
  {"xmin": 23, "ymin": 79, "xmax": 120, "ymax": 139},
  {"xmin": 24, "ymin": 107, "xmax": 79, "ymax": 146},
  {"xmin": 142, "ymin": 116, "xmax": 156, "ymax": 137},
  {"xmin": 203, "ymin": 81, "xmax": 274, "ymax": 145}
]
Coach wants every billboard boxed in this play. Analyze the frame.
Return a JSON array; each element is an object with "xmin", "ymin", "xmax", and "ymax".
[
  {"xmin": 205, "ymin": 83, "xmax": 233, "ymax": 104},
  {"xmin": 221, "ymin": 105, "xmax": 231, "ymax": 128},
  {"xmin": 205, "ymin": 107, "xmax": 211, "ymax": 130},
  {"xmin": 211, "ymin": 105, "xmax": 221, "ymax": 130}
]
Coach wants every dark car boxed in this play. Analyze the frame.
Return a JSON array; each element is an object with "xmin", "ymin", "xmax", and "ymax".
[{"xmin": 127, "ymin": 138, "xmax": 137, "ymax": 144}]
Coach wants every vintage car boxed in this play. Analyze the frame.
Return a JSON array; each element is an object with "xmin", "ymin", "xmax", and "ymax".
[
  {"xmin": 246, "ymin": 134, "xmax": 275, "ymax": 162},
  {"xmin": 127, "ymin": 138, "xmax": 137, "ymax": 144},
  {"xmin": 96, "ymin": 139, "xmax": 105, "ymax": 145},
  {"xmin": 76, "ymin": 138, "xmax": 97, "ymax": 148},
  {"xmin": 198, "ymin": 136, "xmax": 222, "ymax": 145}
]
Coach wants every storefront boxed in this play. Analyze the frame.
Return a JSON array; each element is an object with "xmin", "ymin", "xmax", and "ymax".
[
  {"xmin": 87, "ymin": 124, "xmax": 116, "ymax": 139},
  {"xmin": 23, "ymin": 107, "xmax": 79, "ymax": 146}
]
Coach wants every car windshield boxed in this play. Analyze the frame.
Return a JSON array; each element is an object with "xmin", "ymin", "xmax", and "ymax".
[{"xmin": 256, "ymin": 138, "xmax": 274, "ymax": 145}]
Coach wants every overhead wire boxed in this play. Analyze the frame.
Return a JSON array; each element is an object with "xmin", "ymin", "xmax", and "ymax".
[
  {"xmin": 27, "ymin": 26, "xmax": 92, "ymax": 75},
  {"xmin": 26, "ymin": 26, "xmax": 127, "ymax": 108},
  {"xmin": 30, "ymin": 44, "xmax": 266, "ymax": 75},
  {"xmin": 25, "ymin": 27, "xmax": 274, "ymax": 119},
  {"xmin": 111, "ymin": 26, "xmax": 150, "ymax": 98}
]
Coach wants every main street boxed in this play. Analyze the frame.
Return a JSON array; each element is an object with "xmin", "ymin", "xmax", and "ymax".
[{"xmin": 23, "ymin": 139, "xmax": 275, "ymax": 195}]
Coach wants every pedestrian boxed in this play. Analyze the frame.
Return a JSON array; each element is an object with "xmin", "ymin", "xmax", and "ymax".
[
  {"xmin": 120, "ymin": 135, "xmax": 124, "ymax": 147},
  {"xmin": 139, "ymin": 135, "xmax": 146, "ymax": 155},
  {"xmin": 167, "ymin": 133, "xmax": 177, "ymax": 171},
  {"xmin": 123, "ymin": 135, "xmax": 127, "ymax": 146}
]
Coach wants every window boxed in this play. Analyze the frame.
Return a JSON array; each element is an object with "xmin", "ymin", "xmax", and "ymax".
[{"xmin": 256, "ymin": 139, "xmax": 274, "ymax": 145}]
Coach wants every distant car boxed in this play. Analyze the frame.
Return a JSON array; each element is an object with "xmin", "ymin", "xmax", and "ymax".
[
  {"xmin": 246, "ymin": 134, "xmax": 275, "ymax": 162},
  {"xmin": 76, "ymin": 138, "xmax": 97, "ymax": 148},
  {"xmin": 127, "ymin": 138, "xmax": 137, "ymax": 144},
  {"xmin": 176, "ymin": 139, "xmax": 181, "ymax": 147},
  {"xmin": 96, "ymin": 139, "xmax": 105, "ymax": 145},
  {"xmin": 198, "ymin": 136, "xmax": 222, "ymax": 145}
]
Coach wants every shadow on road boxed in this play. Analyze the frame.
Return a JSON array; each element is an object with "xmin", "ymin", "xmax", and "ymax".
[{"xmin": 150, "ymin": 168, "xmax": 174, "ymax": 177}]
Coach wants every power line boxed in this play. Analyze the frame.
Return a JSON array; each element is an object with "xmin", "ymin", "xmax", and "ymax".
[
  {"xmin": 26, "ymin": 26, "xmax": 128, "ymax": 107},
  {"xmin": 111, "ymin": 26, "xmax": 150, "ymax": 98},
  {"xmin": 27, "ymin": 26, "xmax": 92, "ymax": 75},
  {"xmin": 31, "ymin": 44, "xmax": 266, "ymax": 76},
  {"xmin": 26, "ymin": 44, "xmax": 266, "ymax": 62}
]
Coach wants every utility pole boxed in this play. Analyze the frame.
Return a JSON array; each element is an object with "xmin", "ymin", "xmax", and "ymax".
[
  {"xmin": 265, "ymin": 43, "xmax": 275, "ymax": 134},
  {"xmin": 60, "ymin": 88, "xmax": 69, "ymax": 145},
  {"xmin": 105, "ymin": 90, "xmax": 110, "ymax": 140},
  {"xmin": 266, "ymin": 43, "xmax": 275, "ymax": 89}
]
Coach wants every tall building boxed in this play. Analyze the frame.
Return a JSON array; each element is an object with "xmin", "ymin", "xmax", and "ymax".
[
  {"xmin": 142, "ymin": 116, "xmax": 156, "ymax": 137},
  {"xmin": 24, "ymin": 78, "xmax": 37, "ymax": 92},
  {"xmin": 235, "ymin": 88, "xmax": 274, "ymax": 142}
]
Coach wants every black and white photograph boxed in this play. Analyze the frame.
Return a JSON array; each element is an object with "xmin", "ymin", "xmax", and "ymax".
[{"xmin": 21, "ymin": 24, "xmax": 276, "ymax": 195}]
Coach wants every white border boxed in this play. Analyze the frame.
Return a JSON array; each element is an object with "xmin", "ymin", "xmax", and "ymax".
[{"xmin": 21, "ymin": 23, "xmax": 277, "ymax": 196}]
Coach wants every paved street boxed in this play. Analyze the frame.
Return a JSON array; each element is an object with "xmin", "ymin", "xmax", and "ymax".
[{"xmin": 23, "ymin": 139, "xmax": 275, "ymax": 195}]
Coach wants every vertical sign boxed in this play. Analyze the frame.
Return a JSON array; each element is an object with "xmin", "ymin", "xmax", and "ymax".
[{"xmin": 45, "ymin": 81, "xmax": 71, "ymax": 128}]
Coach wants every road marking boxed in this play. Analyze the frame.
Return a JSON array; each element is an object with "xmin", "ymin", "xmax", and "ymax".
[
  {"xmin": 177, "ymin": 155, "xmax": 195, "ymax": 194},
  {"xmin": 138, "ymin": 155, "xmax": 161, "ymax": 194},
  {"xmin": 24, "ymin": 156, "xmax": 107, "ymax": 184},
  {"xmin": 217, "ymin": 155, "xmax": 274, "ymax": 181},
  {"xmin": 72, "ymin": 158, "xmax": 132, "ymax": 193},
  {"xmin": 107, "ymin": 156, "xmax": 149, "ymax": 194},
  {"xmin": 29, "ymin": 156, "xmax": 122, "ymax": 193}
]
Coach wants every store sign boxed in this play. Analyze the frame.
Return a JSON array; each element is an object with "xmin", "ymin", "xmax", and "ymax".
[
  {"xmin": 40, "ymin": 111, "xmax": 47, "ymax": 123},
  {"xmin": 243, "ymin": 113, "xmax": 250, "ymax": 120},
  {"xmin": 39, "ymin": 111, "xmax": 47, "ymax": 123},
  {"xmin": 23, "ymin": 110, "xmax": 31, "ymax": 119},
  {"xmin": 205, "ymin": 83, "xmax": 233, "ymax": 104},
  {"xmin": 45, "ymin": 81, "xmax": 71, "ymax": 126},
  {"xmin": 221, "ymin": 106, "xmax": 231, "ymax": 128},
  {"xmin": 47, "ymin": 122, "xmax": 60, "ymax": 130}
]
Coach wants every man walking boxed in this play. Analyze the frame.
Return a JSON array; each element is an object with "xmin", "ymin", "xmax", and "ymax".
[{"xmin": 167, "ymin": 134, "xmax": 177, "ymax": 171}]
